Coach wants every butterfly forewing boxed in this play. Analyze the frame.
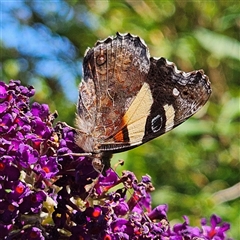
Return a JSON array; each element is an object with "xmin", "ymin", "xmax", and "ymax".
[{"xmin": 76, "ymin": 33, "xmax": 151, "ymax": 153}]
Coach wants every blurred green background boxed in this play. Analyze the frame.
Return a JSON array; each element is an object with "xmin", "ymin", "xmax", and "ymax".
[{"xmin": 1, "ymin": 1, "xmax": 239, "ymax": 238}]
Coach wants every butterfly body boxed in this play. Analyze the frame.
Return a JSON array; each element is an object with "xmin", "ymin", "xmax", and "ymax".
[{"xmin": 75, "ymin": 33, "xmax": 211, "ymax": 171}]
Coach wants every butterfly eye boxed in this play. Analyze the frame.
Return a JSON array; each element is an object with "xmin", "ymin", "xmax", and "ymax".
[{"xmin": 96, "ymin": 53, "xmax": 107, "ymax": 66}]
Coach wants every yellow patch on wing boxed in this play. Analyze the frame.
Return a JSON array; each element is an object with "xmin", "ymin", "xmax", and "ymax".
[
  {"xmin": 114, "ymin": 82, "xmax": 153, "ymax": 143},
  {"xmin": 163, "ymin": 104, "xmax": 175, "ymax": 131}
]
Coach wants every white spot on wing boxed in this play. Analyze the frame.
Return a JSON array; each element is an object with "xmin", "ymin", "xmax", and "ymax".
[
  {"xmin": 173, "ymin": 88, "xmax": 179, "ymax": 96},
  {"xmin": 151, "ymin": 115, "xmax": 162, "ymax": 133}
]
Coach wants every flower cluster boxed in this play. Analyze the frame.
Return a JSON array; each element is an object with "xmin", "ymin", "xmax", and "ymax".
[{"xmin": 0, "ymin": 80, "xmax": 231, "ymax": 239}]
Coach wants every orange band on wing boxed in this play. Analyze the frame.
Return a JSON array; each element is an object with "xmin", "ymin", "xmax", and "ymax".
[
  {"xmin": 113, "ymin": 130, "xmax": 124, "ymax": 141},
  {"xmin": 113, "ymin": 125, "xmax": 129, "ymax": 142}
]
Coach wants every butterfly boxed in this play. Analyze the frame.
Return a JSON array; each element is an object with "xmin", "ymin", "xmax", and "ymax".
[{"xmin": 74, "ymin": 32, "xmax": 211, "ymax": 172}]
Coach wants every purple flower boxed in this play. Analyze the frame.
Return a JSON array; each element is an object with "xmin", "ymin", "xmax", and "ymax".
[
  {"xmin": 0, "ymin": 80, "xmax": 57, "ymax": 237},
  {"xmin": 0, "ymin": 113, "xmax": 16, "ymax": 134},
  {"xmin": 0, "ymin": 102, "xmax": 8, "ymax": 113},
  {"xmin": 34, "ymin": 155, "xmax": 59, "ymax": 179},
  {"xmin": 6, "ymin": 180, "xmax": 30, "ymax": 202},
  {"xmin": 170, "ymin": 215, "xmax": 202, "ymax": 239},
  {"xmin": 0, "ymin": 82, "xmax": 8, "ymax": 99},
  {"xmin": 0, "ymin": 156, "xmax": 20, "ymax": 181},
  {"xmin": 0, "ymin": 80, "xmax": 231, "ymax": 239},
  {"xmin": 94, "ymin": 168, "xmax": 119, "ymax": 195},
  {"xmin": 110, "ymin": 218, "xmax": 133, "ymax": 237},
  {"xmin": 31, "ymin": 102, "xmax": 50, "ymax": 119},
  {"xmin": 21, "ymin": 227, "xmax": 45, "ymax": 240},
  {"xmin": 201, "ymin": 214, "xmax": 231, "ymax": 239},
  {"xmin": 148, "ymin": 204, "xmax": 168, "ymax": 221},
  {"xmin": 19, "ymin": 191, "xmax": 46, "ymax": 214},
  {"xmin": 17, "ymin": 143, "xmax": 39, "ymax": 167},
  {"xmin": 0, "ymin": 201, "xmax": 19, "ymax": 224},
  {"xmin": 113, "ymin": 198, "xmax": 129, "ymax": 216}
]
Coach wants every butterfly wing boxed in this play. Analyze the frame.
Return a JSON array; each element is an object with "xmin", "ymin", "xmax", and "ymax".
[
  {"xmin": 75, "ymin": 33, "xmax": 211, "ymax": 154},
  {"xmin": 75, "ymin": 33, "xmax": 151, "ymax": 153},
  {"xmin": 99, "ymin": 57, "xmax": 211, "ymax": 152}
]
